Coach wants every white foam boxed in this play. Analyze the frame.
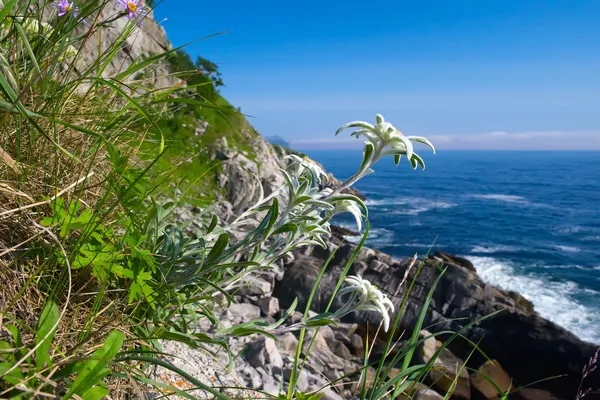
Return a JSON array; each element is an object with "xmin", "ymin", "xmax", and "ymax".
[
  {"xmin": 471, "ymin": 194, "xmax": 528, "ymax": 203},
  {"xmin": 470, "ymin": 244, "xmax": 523, "ymax": 254},
  {"xmin": 366, "ymin": 197, "xmax": 456, "ymax": 214},
  {"xmin": 367, "ymin": 228, "xmax": 395, "ymax": 246},
  {"xmin": 582, "ymin": 235, "xmax": 600, "ymax": 242},
  {"xmin": 469, "ymin": 256, "xmax": 600, "ymax": 344},
  {"xmin": 552, "ymin": 245, "xmax": 581, "ymax": 253}
]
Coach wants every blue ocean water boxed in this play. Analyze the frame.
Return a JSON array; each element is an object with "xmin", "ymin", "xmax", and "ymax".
[{"xmin": 305, "ymin": 150, "xmax": 600, "ymax": 344}]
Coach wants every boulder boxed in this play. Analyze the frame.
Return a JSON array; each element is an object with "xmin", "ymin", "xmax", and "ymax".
[
  {"xmin": 433, "ymin": 251, "xmax": 475, "ymax": 272},
  {"xmin": 283, "ymin": 368, "xmax": 309, "ymax": 392},
  {"xmin": 246, "ymin": 337, "xmax": 283, "ymax": 373},
  {"xmin": 470, "ymin": 360, "xmax": 512, "ymax": 399},
  {"xmin": 351, "ymin": 334, "xmax": 365, "ymax": 358},
  {"xmin": 320, "ymin": 388, "xmax": 344, "ymax": 400},
  {"xmin": 415, "ymin": 388, "xmax": 445, "ymax": 399},
  {"xmin": 259, "ymin": 296, "xmax": 280, "ymax": 317},
  {"xmin": 420, "ymin": 334, "xmax": 470, "ymax": 399},
  {"xmin": 333, "ymin": 342, "xmax": 353, "ymax": 359},
  {"xmin": 228, "ymin": 303, "xmax": 261, "ymax": 323},
  {"xmin": 302, "ymin": 329, "xmax": 345, "ymax": 371},
  {"xmin": 278, "ymin": 332, "xmax": 299, "ymax": 355}
]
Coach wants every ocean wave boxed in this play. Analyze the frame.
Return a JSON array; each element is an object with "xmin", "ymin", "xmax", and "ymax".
[
  {"xmin": 582, "ymin": 235, "xmax": 600, "ymax": 242},
  {"xmin": 553, "ymin": 225, "xmax": 599, "ymax": 235},
  {"xmin": 468, "ymin": 256, "xmax": 600, "ymax": 344},
  {"xmin": 470, "ymin": 244, "xmax": 524, "ymax": 254},
  {"xmin": 366, "ymin": 197, "xmax": 456, "ymax": 216},
  {"xmin": 471, "ymin": 194, "xmax": 528, "ymax": 203},
  {"xmin": 367, "ymin": 228, "xmax": 395, "ymax": 246},
  {"xmin": 551, "ymin": 244, "xmax": 581, "ymax": 253}
]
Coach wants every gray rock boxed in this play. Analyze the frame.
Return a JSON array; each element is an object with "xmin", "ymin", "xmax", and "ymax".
[
  {"xmin": 246, "ymin": 337, "xmax": 284, "ymax": 372},
  {"xmin": 259, "ymin": 296, "xmax": 280, "ymax": 317},
  {"xmin": 320, "ymin": 388, "xmax": 344, "ymax": 400},
  {"xmin": 419, "ymin": 332, "xmax": 470, "ymax": 400},
  {"xmin": 334, "ymin": 331, "xmax": 352, "ymax": 344},
  {"xmin": 283, "ymin": 368, "xmax": 310, "ymax": 392},
  {"xmin": 147, "ymin": 340, "xmax": 247, "ymax": 399},
  {"xmin": 323, "ymin": 368, "xmax": 343, "ymax": 382},
  {"xmin": 333, "ymin": 342, "xmax": 353, "ymax": 360},
  {"xmin": 415, "ymin": 388, "xmax": 445, "ymax": 400},
  {"xmin": 350, "ymin": 334, "xmax": 365, "ymax": 358},
  {"xmin": 278, "ymin": 332, "xmax": 299, "ymax": 355},
  {"xmin": 303, "ymin": 329, "xmax": 345, "ymax": 370},
  {"xmin": 228, "ymin": 303, "xmax": 261, "ymax": 323}
]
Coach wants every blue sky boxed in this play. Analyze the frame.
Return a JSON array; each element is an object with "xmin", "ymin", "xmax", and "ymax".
[{"xmin": 154, "ymin": 0, "xmax": 600, "ymax": 150}]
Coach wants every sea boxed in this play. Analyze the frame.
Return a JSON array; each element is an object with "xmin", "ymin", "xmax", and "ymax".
[{"xmin": 304, "ymin": 150, "xmax": 600, "ymax": 344}]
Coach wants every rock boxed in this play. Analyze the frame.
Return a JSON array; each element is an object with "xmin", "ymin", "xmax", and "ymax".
[
  {"xmin": 228, "ymin": 303, "xmax": 261, "ymax": 322},
  {"xmin": 237, "ymin": 366, "xmax": 262, "ymax": 390},
  {"xmin": 351, "ymin": 334, "xmax": 365, "ymax": 358},
  {"xmin": 302, "ymin": 329, "xmax": 345, "ymax": 371},
  {"xmin": 246, "ymin": 337, "xmax": 283, "ymax": 373},
  {"xmin": 236, "ymin": 275, "xmax": 274, "ymax": 298},
  {"xmin": 334, "ymin": 331, "xmax": 352, "ymax": 344},
  {"xmin": 283, "ymin": 368, "xmax": 309, "ymax": 392},
  {"xmin": 323, "ymin": 368, "xmax": 343, "ymax": 382},
  {"xmin": 470, "ymin": 360, "xmax": 512, "ymax": 399},
  {"xmin": 147, "ymin": 340, "xmax": 246, "ymax": 399},
  {"xmin": 420, "ymin": 334, "xmax": 471, "ymax": 399},
  {"xmin": 278, "ymin": 332, "xmax": 299, "ymax": 355},
  {"xmin": 415, "ymin": 388, "xmax": 445, "ymax": 400},
  {"xmin": 274, "ymin": 238, "xmax": 599, "ymax": 399},
  {"xmin": 395, "ymin": 381, "xmax": 434, "ymax": 400},
  {"xmin": 433, "ymin": 251, "xmax": 475, "ymax": 272},
  {"xmin": 259, "ymin": 296, "xmax": 280, "ymax": 317},
  {"xmin": 333, "ymin": 342, "xmax": 353, "ymax": 359},
  {"xmin": 320, "ymin": 388, "xmax": 344, "ymax": 400}
]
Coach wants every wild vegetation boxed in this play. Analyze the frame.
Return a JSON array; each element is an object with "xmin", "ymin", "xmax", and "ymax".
[{"xmin": 1, "ymin": 1, "xmax": 597, "ymax": 400}]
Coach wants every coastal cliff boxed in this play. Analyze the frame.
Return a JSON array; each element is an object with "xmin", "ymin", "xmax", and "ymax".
[
  {"xmin": 3, "ymin": 3, "xmax": 597, "ymax": 399},
  {"xmin": 90, "ymin": 7, "xmax": 598, "ymax": 399}
]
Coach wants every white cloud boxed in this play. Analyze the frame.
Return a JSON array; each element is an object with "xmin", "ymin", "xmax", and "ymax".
[{"xmin": 292, "ymin": 130, "xmax": 600, "ymax": 150}]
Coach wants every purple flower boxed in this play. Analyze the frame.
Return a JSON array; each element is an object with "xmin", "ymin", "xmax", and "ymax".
[
  {"xmin": 116, "ymin": 0, "xmax": 145, "ymax": 21},
  {"xmin": 55, "ymin": 0, "xmax": 79, "ymax": 17}
]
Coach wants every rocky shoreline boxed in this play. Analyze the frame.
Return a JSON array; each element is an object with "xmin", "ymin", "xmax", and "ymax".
[{"xmin": 165, "ymin": 129, "xmax": 599, "ymax": 400}]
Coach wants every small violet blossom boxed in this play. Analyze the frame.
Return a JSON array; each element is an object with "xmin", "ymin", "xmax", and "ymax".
[
  {"xmin": 116, "ymin": 0, "xmax": 145, "ymax": 21},
  {"xmin": 55, "ymin": 0, "xmax": 79, "ymax": 17}
]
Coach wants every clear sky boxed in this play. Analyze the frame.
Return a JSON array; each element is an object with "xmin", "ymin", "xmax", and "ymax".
[{"xmin": 154, "ymin": 0, "xmax": 600, "ymax": 150}]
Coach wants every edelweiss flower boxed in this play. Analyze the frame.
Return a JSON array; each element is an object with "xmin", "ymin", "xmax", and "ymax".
[
  {"xmin": 116, "ymin": 0, "xmax": 145, "ymax": 21},
  {"xmin": 286, "ymin": 154, "xmax": 328, "ymax": 184},
  {"xmin": 55, "ymin": 0, "xmax": 79, "ymax": 17},
  {"xmin": 335, "ymin": 114, "xmax": 435, "ymax": 170},
  {"xmin": 341, "ymin": 275, "xmax": 395, "ymax": 331}
]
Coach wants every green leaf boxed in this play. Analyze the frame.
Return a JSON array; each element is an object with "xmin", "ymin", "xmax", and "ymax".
[
  {"xmin": 360, "ymin": 141, "xmax": 375, "ymax": 173},
  {"xmin": 0, "ymin": 0, "xmax": 19, "ymax": 22},
  {"xmin": 206, "ymin": 233, "xmax": 229, "ymax": 263},
  {"xmin": 206, "ymin": 214, "xmax": 218, "ymax": 234},
  {"xmin": 0, "ymin": 361, "xmax": 24, "ymax": 387},
  {"xmin": 64, "ymin": 330, "xmax": 125, "ymax": 399},
  {"xmin": 35, "ymin": 301, "xmax": 59, "ymax": 372},
  {"xmin": 263, "ymin": 198, "xmax": 279, "ymax": 238},
  {"xmin": 304, "ymin": 318, "xmax": 335, "ymax": 328},
  {"xmin": 80, "ymin": 386, "xmax": 109, "ymax": 400}
]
